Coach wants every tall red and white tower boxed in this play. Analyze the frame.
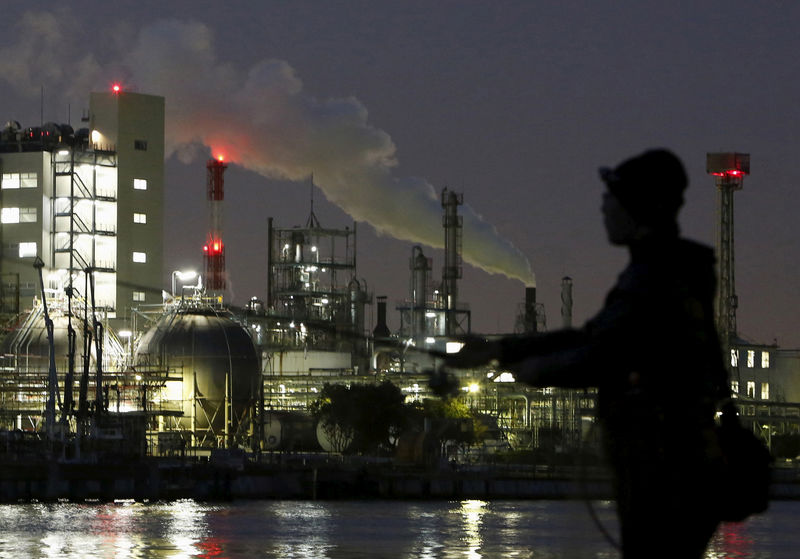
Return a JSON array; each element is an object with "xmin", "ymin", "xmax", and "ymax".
[{"xmin": 204, "ymin": 156, "xmax": 227, "ymax": 291}]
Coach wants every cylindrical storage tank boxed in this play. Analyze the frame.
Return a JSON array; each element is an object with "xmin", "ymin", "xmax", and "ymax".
[
  {"xmin": 262, "ymin": 410, "xmax": 320, "ymax": 451},
  {"xmin": 135, "ymin": 309, "xmax": 259, "ymax": 446},
  {"xmin": 316, "ymin": 419, "xmax": 354, "ymax": 453}
]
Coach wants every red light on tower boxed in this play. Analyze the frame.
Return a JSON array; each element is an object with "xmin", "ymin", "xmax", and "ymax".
[
  {"xmin": 112, "ymin": 84, "xmax": 121, "ymax": 94},
  {"xmin": 706, "ymin": 153, "xmax": 750, "ymax": 181},
  {"xmin": 204, "ymin": 156, "xmax": 228, "ymax": 291}
]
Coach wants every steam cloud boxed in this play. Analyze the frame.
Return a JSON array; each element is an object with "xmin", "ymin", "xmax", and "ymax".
[{"xmin": 1, "ymin": 13, "xmax": 535, "ymax": 286}]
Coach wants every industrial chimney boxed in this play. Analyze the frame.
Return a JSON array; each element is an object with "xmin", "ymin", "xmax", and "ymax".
[
  {"xmin": 524, "ymin": 287, "xmax": 537, "ymax": 333},
  {"xmin": 561, "ymin": 276, "xmax": 573, "ymax": 329},
  {"xmin": 373, "ymin": 296, "xmax": 391, "ymax": 339},
  {"xmin": 204, "ymin": 156, "xmax": 227, "ymax": 291},
  {"xmin": 441, "ymin": 188, "xmax": 463, "ymax": 336}
]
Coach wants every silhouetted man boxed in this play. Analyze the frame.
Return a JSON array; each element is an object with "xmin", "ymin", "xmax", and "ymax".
[{"xmin": 451, "ymin": 149, "xmax": 726, "ymax": 557}]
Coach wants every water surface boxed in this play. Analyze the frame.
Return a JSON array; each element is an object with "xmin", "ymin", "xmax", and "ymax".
[{"xmin": 0, "ymin": 499, "xmax": 794, "ymax": 558}]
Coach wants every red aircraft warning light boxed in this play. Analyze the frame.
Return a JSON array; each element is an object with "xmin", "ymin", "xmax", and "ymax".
[
  {"xmin": 112, "ymin": 84, "xmax": 121, "ymax": 94},
  {"xmin": 706, "ymin": 153, "xmax": 750, "ymax": 179}
]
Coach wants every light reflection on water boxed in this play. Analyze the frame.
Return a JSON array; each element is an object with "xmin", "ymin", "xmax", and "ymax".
[{"xmin": 0, "ymin": 499, "xmax": 795, "ymax": 558}]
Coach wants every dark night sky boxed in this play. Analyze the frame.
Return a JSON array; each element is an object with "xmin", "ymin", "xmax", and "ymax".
[{"xmin": 2, "ymin": 1, "xmax": 799, "ymax": 346}]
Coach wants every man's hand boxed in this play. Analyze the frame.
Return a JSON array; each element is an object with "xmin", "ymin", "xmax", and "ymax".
[
  {"xmin": 444, "ymin": 336, "xmax": 502, "ymax": 369},
  {"xmin": 427, "ymin": 366, "xmax": 461, "ymax": 399}
]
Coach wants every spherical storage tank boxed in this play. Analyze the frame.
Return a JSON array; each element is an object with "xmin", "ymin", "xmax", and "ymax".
[{"xmin": 135, "ymin": 309, "xmax": 259, "ymax": 443}]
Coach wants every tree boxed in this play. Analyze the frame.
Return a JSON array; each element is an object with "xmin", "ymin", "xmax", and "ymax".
[
  {"xmin": 418, "ymin": 398, "xmax": 487, "ymax": 448},
  {"xmin": 311, "ymin": 381, "xmax": 413, "ymax": 454}
]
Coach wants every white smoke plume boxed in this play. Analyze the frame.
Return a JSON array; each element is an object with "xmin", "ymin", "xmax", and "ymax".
[{"xmin": 1, "ymin": 14, "xmax": 535, "ymax": 286}]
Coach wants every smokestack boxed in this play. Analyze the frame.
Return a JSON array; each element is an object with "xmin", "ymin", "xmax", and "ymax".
[
  {"xmin": 524, "ymin": 287, "xmax": 537, "ymax": 334},
  {"xmin": 561, "ymin": 276, "xmax": 573, "ymax": 328},
  {"xmin": 203, "ymin": 156, "xmax": 227, "ymax": 291},
  {"xmin": 373, "ymin": 296, "xmax": 391, "ymax": 339},
  {"xmin": 266, "ymin": 217, "xmax": 273, "ymax": 309},
  {"xmin": 441, "ymin": 188, "xmax": 463, "ymax": 336}
]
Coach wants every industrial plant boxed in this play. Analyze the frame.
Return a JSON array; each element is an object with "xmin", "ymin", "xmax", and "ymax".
[{"xmin": 0, "ymin": 88, "xmax": 799, "ymax": 499}]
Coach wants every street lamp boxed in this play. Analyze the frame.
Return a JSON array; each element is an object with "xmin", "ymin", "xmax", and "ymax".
[{"xmin": 171, "ymin": 270, "xmax": 197, "ymax": 296}]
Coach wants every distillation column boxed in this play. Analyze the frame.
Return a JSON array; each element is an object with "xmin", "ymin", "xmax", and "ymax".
[{"xmin": 410, "ymin": 246, "xmax": 430, "ymax": 343}]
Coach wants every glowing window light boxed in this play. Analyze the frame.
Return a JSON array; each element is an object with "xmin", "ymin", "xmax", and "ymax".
[
  {"xmin": 446, "ymin": 342, "xmax": 465, "ymax": 354},
  {"xmin": 18, "ymin": 242, "xmax": 37, "ymax": 258},
  {"xmin": 1, "ymin": 208, "xmax": 19, "ymax": 223}
]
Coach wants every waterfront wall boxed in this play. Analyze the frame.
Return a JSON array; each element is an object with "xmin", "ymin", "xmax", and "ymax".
[{"xmin": 1, "ymin": 458, "xmax": 799, "ymax": 503}]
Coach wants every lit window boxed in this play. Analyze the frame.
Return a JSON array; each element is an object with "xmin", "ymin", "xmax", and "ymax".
[
  {"xmin": 1, "ymin": 207, "xmax": 19, "ymax": 223},
  {"xmin": 730, "ymin": 349, "xmax": 739, "ymax": 367},
  {"xmin": 761, "ymin": 352, "xmax": 770, "ymax": 369},
  {"xmin": 731, "ymin": 380, "xmax": 739, "ymax": 395},
  {"xmin": 132, "ymin": 291, "xmax": 145, "ymax": 302},
  {"xmin": 20, "ymin": 173, "xmax": 37, "ymax": 188},
  {"xmin": 18, "ymin": 242, "xmax": 37, "ymax": 258},
  {"xmin": 19, "ymin": 207, "xmax": 36, "ymax": 223},
  {"xmin": 747, "ymin": 350, "xmax": 755, "ymax": 368},
  {"xmin": 133, "ymin": 178, "xmax": 147, "ymax": 190},
  {"xmin": 746, "ymin": 381, "xmax": 756, "ymax": 398},
  {"xmin": 132, "ymin": 252, "xmax": 147, "ymax": 263},
  {"xmin": 133, "ymin": 213, "xmax": 147, "ymax": 224},
  {"xmin": 761, "ymin": 382, "xmax": 769, "ymax": 400},
  {"xmin": 1, "ymin": 173, "xmax": 19, "ymax": 189}
]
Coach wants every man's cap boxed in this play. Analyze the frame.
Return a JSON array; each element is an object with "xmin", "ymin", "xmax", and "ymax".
[{"xmin": 599, "ymin": 149, "xmax": 687, "ymax": 226}]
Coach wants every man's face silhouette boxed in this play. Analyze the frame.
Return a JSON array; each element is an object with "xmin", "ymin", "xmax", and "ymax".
[{"xmin": 602, "ymin": 191, "xmax": 639, "ymax": 246}]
